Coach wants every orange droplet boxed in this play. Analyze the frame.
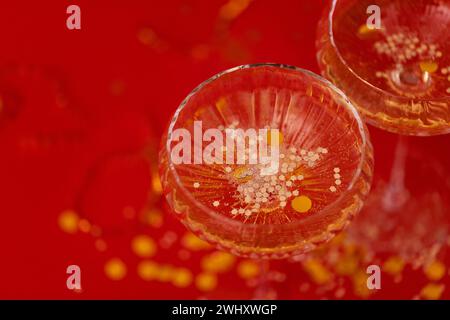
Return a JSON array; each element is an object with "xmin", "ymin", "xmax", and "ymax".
[
  {"xmin": 191, "ymin": 44, "xmax": 210, "ymax": 60},
  {"xmin": 353, "ymin": 270, "xmax": 372, "ymax": 298},
  {"xmin": 137, "ymin": 261, "xmax": 159, "ymax": 281},
  {"xmin": 291, "ymin": 196, "xmax": 312, "ymax": 213},
  {"xmin": 358, "ymin": 24, "xmax": 377, "ymax": 36},
  {"xmin": 157, "ymin": 264, "xmax": 175, "ymax": 282},
  {"xmin": 267, "ymin": 129, "xmax": 283, "ymax": 145},
  {"xmin": 182, "ymin": 233, "xmax": 211, "ymax": 251},
  {"xmin": 237, "ymin": 260, "xmax": 260, "ymax": 279},
  {"xmin": 145, "ymin": 208, "xmax": 163, "ymax": 228},
  {"xmin": 104, "ymin": 258, "xmax": 127, "ymax": 280},
  {"xmin": 424, "ymin": 260, "xmax": 446, "ymax": 281},
  {"xmin": 131, "ymin": 235, "xmax": 157, "ymax": 258},
  {"xmin": 195, "ymin": 272, "xmax": 218, "ymax": 292},
  {"xmin": 95, "ymin": 239, "xmax": 107, "ymax": 252},
  {"xmin": 420, "ymin": 61, "xmax": 438, "ymax": 73},
  {"xmin": 152, "ymin": 173, "xmax": 163, "ymax": 195},
  {"xmin": 58, "ymin": 210, "xmax": 79, "ymax": 234},
  {"xmin": 201, "ymin": 251, "xmax": 235, "ymax": 273},
  {"xmin": 383, "ymin": 256, "xmax": 405, "ymax": 276},
  {"xmin": 78, "ymin": 219, "xmax": 91, "ymax": 233},
  {"xmin": 215, "ymin": 97, "xmax": 227, "ymax": 112},
  {"xmin": 172, "ymin": 268, "xmax": 193, "ymax": 288},
  {"xmin": 420, "ymin": 283, "xmax": 445, "ymax": 300},
  {"xmin": 137, "ymin": 28, "xmax": 157, "ymax": 46}
]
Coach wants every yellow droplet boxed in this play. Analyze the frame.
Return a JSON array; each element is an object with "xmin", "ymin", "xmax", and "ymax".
[
  {"xmin": 137, "ymin": 28, "xmax": 157, "ymax": 46},
  {"xmin": 267, "ymin": 129, "xmax": 283, "ymax": 145},
  {"xmin": 335, "ymin": 256, "xmax": 359, "ymax": 276},
  {"xmin": 201, "ymin": 251, "xmax": 236, "ymax": 273},
  {"xmin": 182, "ymin": 233, "xmax": 211, "ymax": 251},
  {"xmin": 195, "ymin": 272, "xmax": 218, "ymax": 292},
  {"xmin": 58, "ymin": 210, "xmax": 79, "ymax": 234},
  {"xmin": 157, "ymin": 264, "xmax": 175, "ymax": 282},
  {"xmin": 291, "ymin": 196, "xmax": 312, "ymax": 213},
  {"xmin": 219, "ymin": 0, "xmax": 253, "ymax": 21},
  {"xmin": 420, "ymin": 283, "xmax": 445, "ymax": 300},
  {"xmin": 145, "ymin": 208, "xmax": 163, "ymax": 228},
  {"xmin": 104, "ymin": 258, "xmax": 127, "ymax": 280},
  {"xmin": 191, "ymin": 44, "xmax": 210, "ymax": 60},
  {"xmin": 131, "ymin": 235, "xmax": 157, "ymax": 258},
  {"xmin": 215, "ymin": 97, "xmax": 227, "ymax": 112},
  {"xmin": 353, "ymin": 270, "xmax": 372, "ymax": 298},
  {"xmin": 152, "ymin": 173, "xmax": 163, "ymax": 195},
  {"xmin": 232, "ymin": 166, "xmax": 252, "ymax": 182},
  {"xmin": 420, "ymin": 61, "xmax": 439, "ymax": 73},
  {"xmin": 424, "ymin": 261, "xmax": 446, "ymax": 281},
  {"xmin": 137, "ymin": 261, "xmax": 159, "ymax": 281},
  {"xmin": 237, "ymin": 260, "xmax": 260, "ymax": 279},
  {"xmin": 172, "ymin": 268, "xmax": 193, "ymax": 288},
  {"xmin": 78, "ymin": 219, "xmax": 91, "ymax": 233},
  {"xmin": 90, "ymin": 225, "xmax": 102, "ymax": 237},
  {"xmin": 95, "ymin": 239, "xmax": 107, "ymax": 252},
  {"xmin": 383, "ymin": 256, "xmax": 405, "ymax": 276}
]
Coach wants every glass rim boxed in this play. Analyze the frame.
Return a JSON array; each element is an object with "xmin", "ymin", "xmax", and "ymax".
[
  {"xmin": 164, "ymin": 63, "xmax": 371, "ymax": 229},
  {"xmin": 327, "ymin": 0, "xmax": 450, "ymax": 103}
]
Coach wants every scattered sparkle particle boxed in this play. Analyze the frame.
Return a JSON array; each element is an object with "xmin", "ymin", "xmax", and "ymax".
[
  {"xmin": 213, "ymin": 201, "xmax": 220, "ymax": 207},
  {"xmin": 193, "ymin": 182, "xmax": 200, "ymax": 188}
]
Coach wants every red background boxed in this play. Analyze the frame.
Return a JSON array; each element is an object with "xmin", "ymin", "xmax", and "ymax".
[{"xmin": 0, "ymin": 0, "xmax": 449, "ymax": 299}]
